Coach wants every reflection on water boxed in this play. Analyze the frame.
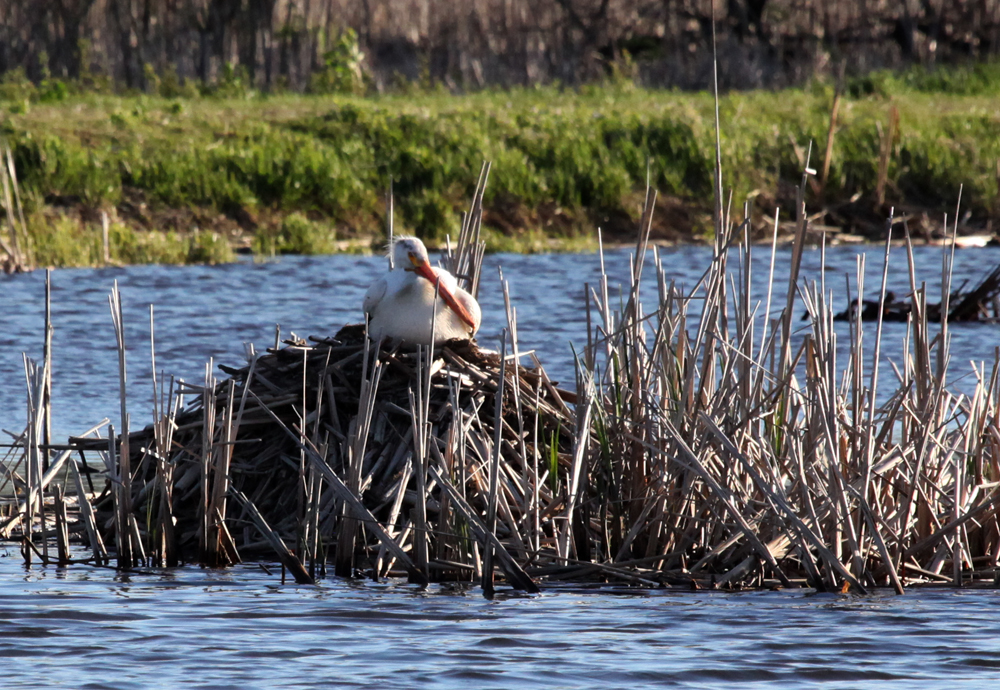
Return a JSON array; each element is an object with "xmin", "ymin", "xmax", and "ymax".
[
  {"xmin": 1, "ymin": 547, "xmax": 999, "ymax": 689},
  {"xmin": 1, "ymin": 246, "xmax": 999, "ymax": 439}
]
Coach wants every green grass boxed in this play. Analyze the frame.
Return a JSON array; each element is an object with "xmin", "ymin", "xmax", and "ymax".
[
  {"xmin": 3, "ymin": 64, "xmax": 1000, "ymax": 267},
  {"xmin": 252, "ymin": 212, "xmax": 337, "ymax": 256},
  {"xmin": 24, "ymin": 210, "xmax": 234, "ymax": 267}
]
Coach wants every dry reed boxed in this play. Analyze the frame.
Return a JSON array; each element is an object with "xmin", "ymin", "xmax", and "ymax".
[{"xmin": 3, "ymin": 80, "xmax": 999, "ymax": 595}]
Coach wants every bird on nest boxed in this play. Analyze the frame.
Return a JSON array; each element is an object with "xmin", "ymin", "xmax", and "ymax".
[{"xmin": 362, "ymin": 236, "xmax": 481, "ymax": 345}]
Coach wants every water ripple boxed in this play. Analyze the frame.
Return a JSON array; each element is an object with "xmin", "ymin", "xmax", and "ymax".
[{"xmin": 1, "ymin": 554, "xmax": 997, "ymax": 690}]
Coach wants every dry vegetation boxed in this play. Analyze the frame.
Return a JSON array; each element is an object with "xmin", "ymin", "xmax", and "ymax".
[{"xmin": 3, "ymin": 165, "xmax": 1000, "ymax": 593}]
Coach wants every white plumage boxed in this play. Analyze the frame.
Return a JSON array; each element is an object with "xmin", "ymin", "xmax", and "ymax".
[{"xmin": 363, "ymin": 236, "xmax": 481, "ymax": 345}]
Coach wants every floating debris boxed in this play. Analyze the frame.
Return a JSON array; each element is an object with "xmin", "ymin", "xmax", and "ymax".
[{"xmin": 833, "ymin": 263, "xmax": 1000, "ymax": 322}]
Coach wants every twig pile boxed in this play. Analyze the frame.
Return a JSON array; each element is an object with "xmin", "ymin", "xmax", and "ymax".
[{"xmin": 79, "ymin": 327, "xmax": 582, "ymax": 590}]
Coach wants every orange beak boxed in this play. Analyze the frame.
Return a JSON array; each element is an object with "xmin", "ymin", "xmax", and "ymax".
[{"xmin": 408, "ymin": 253, "xmax": 477, "ymax": 330}]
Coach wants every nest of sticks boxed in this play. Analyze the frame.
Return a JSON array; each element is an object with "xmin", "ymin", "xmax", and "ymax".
[{"xmin": 85, "ymin": 324, "xmax": 585, "ymax": 590}]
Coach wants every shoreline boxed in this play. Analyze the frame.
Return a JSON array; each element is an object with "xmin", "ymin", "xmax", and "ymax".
[{"xmin": 5, "ymin": 200, "xmax": 999, "ymax": 272}]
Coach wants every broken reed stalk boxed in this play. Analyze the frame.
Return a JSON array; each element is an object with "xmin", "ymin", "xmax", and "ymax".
[
  {"xmin": 43, "ymin": 269, "xmax": 52, "ymax": 472},
  {"xmin": 108, "ymin": 282, "xmax": 133, "ymax": 568},
  {"xmin": 482, "ymin": 330, "xmax": 506, "ymax": 597},
  {"xmin": 149, "ymin": 304, "xmax": 178, "ymax": 567}
]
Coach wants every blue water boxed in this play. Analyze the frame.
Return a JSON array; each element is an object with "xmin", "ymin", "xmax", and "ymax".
[{"xmin": 1, "ymin": 547, "xmax": 999, "ymax": 689}]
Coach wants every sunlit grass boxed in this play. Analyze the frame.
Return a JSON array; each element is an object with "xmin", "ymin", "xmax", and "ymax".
[
  {"xmin": 3, "ymin": 70, "xmax": 999, "ymax": 267},
  {"xmin": 23, "ymin": 210, "xmax": 235, "ymax": 267}
]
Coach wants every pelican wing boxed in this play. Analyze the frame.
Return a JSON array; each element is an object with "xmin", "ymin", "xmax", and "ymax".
[{"xmin": 362, "ymin": 277, "xmax": 388, "ymax": 316}]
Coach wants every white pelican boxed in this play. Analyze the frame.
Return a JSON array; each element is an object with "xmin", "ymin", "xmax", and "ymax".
[{"xmin": 363, "ymin": 236, "xmax": 481, "ymax": 345}]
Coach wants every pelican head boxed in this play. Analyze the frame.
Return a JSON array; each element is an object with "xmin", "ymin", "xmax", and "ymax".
[
  {"xmin": 389, "ymin": 235, "xmax": 477, "ymax": 331},
  {"xmin": 391, "ymin": 236, "xmax": 430, "ymax": 272}
]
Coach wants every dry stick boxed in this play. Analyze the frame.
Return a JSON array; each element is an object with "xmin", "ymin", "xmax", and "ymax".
[
  {"xmin": 149, "ymin": 305, "xmax": 176, "ymax": 566},
  {"xmin": 414, "ymin": 309, "xmax": 439, "ymax": 577},
  {"xmin": 207, "ymin": 382, "xmax": 239, "ymax": 566},
  {"xmin": 387, "ymin": 179, "xmax": 394, "ymax": 269},
  {"xmin": 531, "ymin": 383, "xmax": 542, "ymax": 557},
  {"xmin": 42, "ymin": 269, "xmax": 52, "ymax": 473},
  {"xmin": 103, "ymin": 425, "xmax": 124, "ymax": 568},
  {"xmin": 658, "ymin": 421, "xmax": 795, "ymax": 588},
  {"xmin": 244, "ymin": 389, "xmax": 429, "ymax": 585},
  {"xmin": 108, "ymin": 282, "xmax": 133, "ymax": 567},
  {"xmin": 199, "ymin": 359, "xmax": 216, "ymax": 561},
  {"xmin": 34, "ymin": 360, "xmax": 50, "ymax": 563},
  {"xmin": 53, "ymin": 484, "xmax": 70, "ymax": 566},
  {"xmin": 482, "ymin": 330, "xmax": 507, "ymax": 597},
  {"xmin": 406, "ymin": 386, "xmax": 429, "ymax": 576},
  {"xmin": 308, "ymin": 351, "xmax": 331, "ymax": 577},
  {"xmin": 560, "ymin": 369, "xmax": 593, "ymax": 562},
  {"xmin": 70, "ymin": 460, "xmax": 107, "ymax": 564},
  {"xmin": 779, "ymin": 151, "xmax": 814, "ymax": 386},
  {"xmin": 16, "ymin": 356, "xmax": 40, "ymax": 561},
  {"xmin": 860, "ymin": 217, "xmax": 895, "ymax": 555},
  {"xmin": 298, "ymin": 347, "xmax": 309, "ymax": 563},
  {"xmin": 429, "ymin": 466, "xmax": 538, "ymax": 593},
  {"xmin": 375, "ymin": 457, "xmax": 413, "ymax": 577},
  {"xmin": 450, "ymin": 161, "xmax": 490, "ymax": 293},
  {"xmin": 938, "ymin": 189, "xmax": 961, "ymax": 382},
  {"xmin": 500, "ymin": 270, "xmax": 530, "ymax": 544},
  {"xmin": 896, "ymin": 226, "xmax": 935, "ymax": 563},
  {"xmin": 230, "ymin": 488, "xmax": 314, "ymax": 584},
  {"xmin": 709, "ymin": 0, "xmax": 724, "ymax": 241}
]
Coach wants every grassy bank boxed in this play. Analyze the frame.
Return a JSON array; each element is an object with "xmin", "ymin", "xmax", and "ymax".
[{"xmin": 2, "ymin": 68, "xmax": 1000, "ymax": 267}]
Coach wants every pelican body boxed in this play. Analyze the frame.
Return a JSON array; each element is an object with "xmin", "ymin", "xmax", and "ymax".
[{"xmin": 363, "ymin": 237, "xmax": 481, "ymax": 345}]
